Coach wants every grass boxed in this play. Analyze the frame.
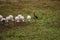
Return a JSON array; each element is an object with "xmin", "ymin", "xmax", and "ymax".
[{"xmin": 0, "ymin": 1, "xmax": 60, "ymax": 40}]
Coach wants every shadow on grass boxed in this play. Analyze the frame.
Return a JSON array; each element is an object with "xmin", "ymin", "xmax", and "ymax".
[{"xmin": 0, "ymin": 21, "xmax": 33, "ymax": 32}]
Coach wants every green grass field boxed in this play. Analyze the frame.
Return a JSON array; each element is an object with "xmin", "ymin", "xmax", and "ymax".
[{"xmin": 0, "ymin": 0, "xmax": 60, "ymax": 40}]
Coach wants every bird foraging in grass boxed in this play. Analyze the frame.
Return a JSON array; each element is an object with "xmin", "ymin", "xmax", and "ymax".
[
  {"xmin": 33, "ymin": 12, "xmax": 38, "ymax": 23},
  {"xmin": 33, "ymin": 12, "xmax": 38, "ymax": 19},
  {"xmin": 27, "ymin": 15, "xmax": 31, "ymax": 23},
  {"xmin": 5, "ymin": 15, "xmax": 14, "ymax": 22},
  {"xmin": 15, "ymin": 15, "xmax": 24, "ymax": 22}
]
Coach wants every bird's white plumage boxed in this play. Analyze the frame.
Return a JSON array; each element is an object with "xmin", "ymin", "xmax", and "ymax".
[
  {"xmin": 5, "ymin": 15, "xmax": 14, "ymax": 22},
  {"xmin": 27, "ymin": 15, "xmax": 31, "ymax": 22}
]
